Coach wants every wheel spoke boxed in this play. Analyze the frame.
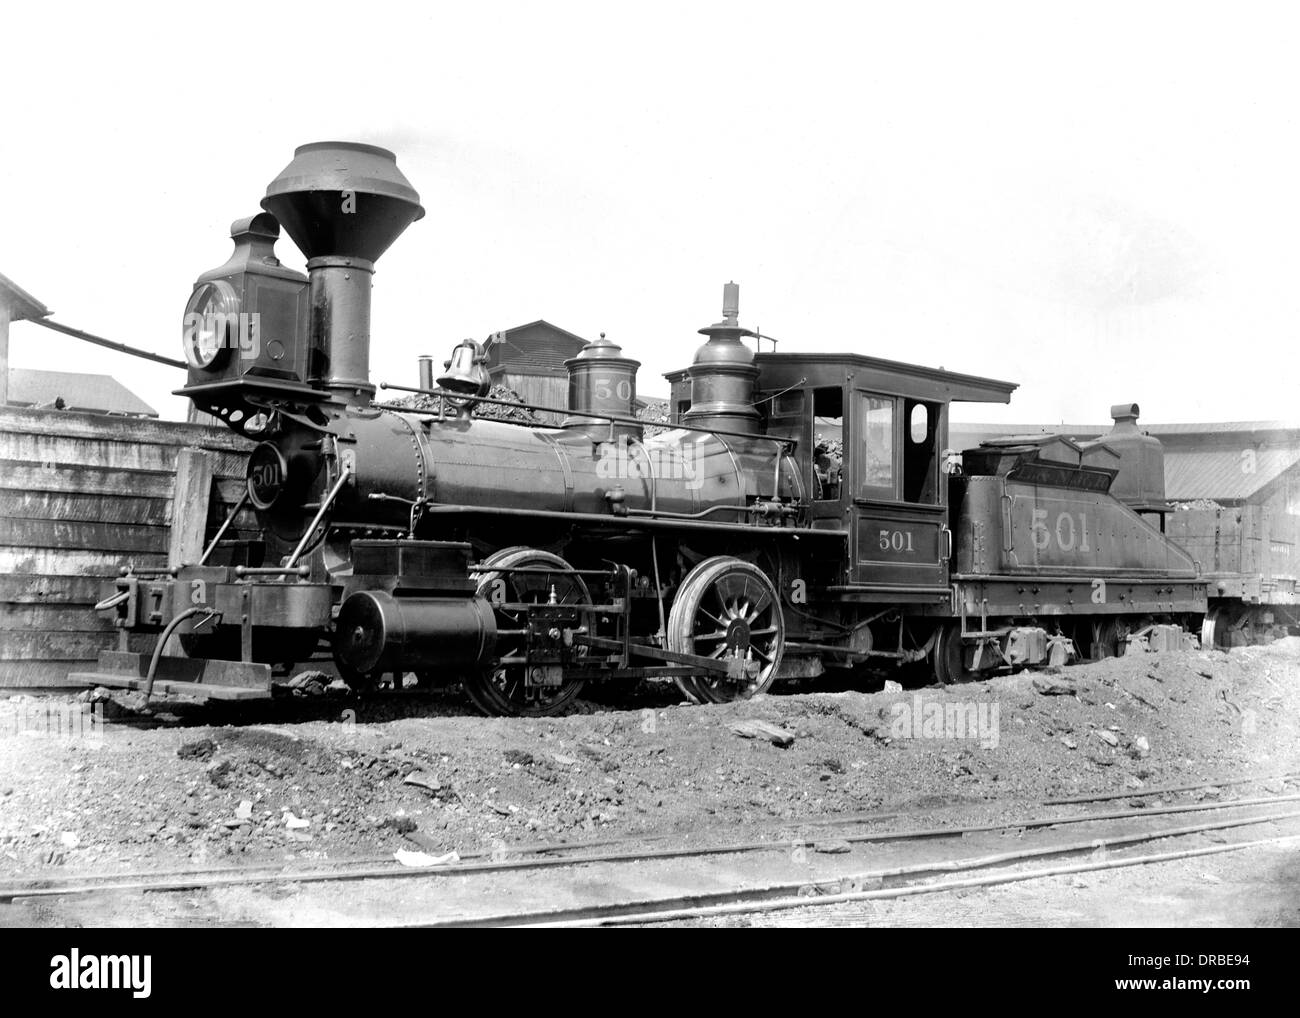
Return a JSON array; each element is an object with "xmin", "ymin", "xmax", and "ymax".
[{"xmin": 698, "ymin": 608, "xmax": 727, "ymax": 629}]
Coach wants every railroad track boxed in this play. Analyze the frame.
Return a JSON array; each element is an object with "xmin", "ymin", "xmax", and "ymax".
[
  {"xmin": 4, "ymin": 775, "xmax": 1298, "ymax": 923},
  {"xmin": 506, "ymin": 830, "xmax": 1300, "ymax": 928}
]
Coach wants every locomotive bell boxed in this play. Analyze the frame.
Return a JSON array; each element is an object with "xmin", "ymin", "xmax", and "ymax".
[
  {"xmin": 437, "ymin": 338, "xmax": 492, "ymax": 398},
  {"xmin": 261, "ymin": 142, "xmax": 425, "ymax": 405}
]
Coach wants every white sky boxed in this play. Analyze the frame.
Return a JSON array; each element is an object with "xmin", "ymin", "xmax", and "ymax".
[{"xmin": 2, "ymin": 1, "xmax": 1298, "ymax": 425}]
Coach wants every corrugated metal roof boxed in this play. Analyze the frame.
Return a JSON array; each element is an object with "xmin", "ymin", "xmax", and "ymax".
[
  {"xmin": 1164, "ymin": 445, "xmax": 1300, "ymax": 501},
  {"xmin": 5, "ymin": 368, "xmax": 158, "ymax": 416},
  {"xmin": 953, "ymin": 420, "xmax": 1300, "ymax": 440}
]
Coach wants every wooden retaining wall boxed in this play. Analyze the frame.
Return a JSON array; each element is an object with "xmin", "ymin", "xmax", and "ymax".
[{"xmin": 0, "ymin": 406, "xmax": 254, "ymax": 687}]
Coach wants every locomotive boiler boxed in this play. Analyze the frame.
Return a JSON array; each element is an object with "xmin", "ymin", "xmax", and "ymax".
[{"xmin": 73, "ymin": 141, "xmax": 1210, "ymax": 715}]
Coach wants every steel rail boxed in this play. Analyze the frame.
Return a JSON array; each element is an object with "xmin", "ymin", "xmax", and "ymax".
[
  {"xmin": 528, "ymin": 832, "xmax": 1300, "ymax": 928},
  {"xmin": 4, "ymin": 791, "xmax": 1297, "ymax": 903},
  {"xmin": 410, "ymin": 810, "xmax": 1300, "ymax": 927}
]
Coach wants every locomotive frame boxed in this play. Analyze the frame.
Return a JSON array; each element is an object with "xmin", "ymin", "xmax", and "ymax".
[{"xmin": 71, "ymin": 141, "xmax": 1213, "ymax": 715}]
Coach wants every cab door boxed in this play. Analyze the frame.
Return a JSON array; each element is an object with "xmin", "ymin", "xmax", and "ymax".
[{"xmin": 848, "ymin": 391, "xmax": 950, "ymax": 592}]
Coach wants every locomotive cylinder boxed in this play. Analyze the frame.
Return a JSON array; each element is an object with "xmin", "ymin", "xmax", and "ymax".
[{"xmin": 335, "ymin": 590, "xmax": 497, "ymax": 674}]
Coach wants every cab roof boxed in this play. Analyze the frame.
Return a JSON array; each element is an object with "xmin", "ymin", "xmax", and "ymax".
[{"xmin": 752, "ymin": 352, "xmax": 1018, "ymax": 405}]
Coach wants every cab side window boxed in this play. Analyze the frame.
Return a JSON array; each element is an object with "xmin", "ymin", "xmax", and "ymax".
[
  {"xmin": 902, "ymin": 399, "xmax": 940, "ymax": 504},
  {"xmin": 812, "ymin": 386, "xmax": 843, "ymax": 501},
  {"xmin": 859, "ymin": 394, "xmax": 895, "ymax": 496}
]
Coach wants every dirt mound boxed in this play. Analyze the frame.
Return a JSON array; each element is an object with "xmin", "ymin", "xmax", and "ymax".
[{"xmin": 2, "ymin": 640, "xmax": 1297, "ymax": 874}]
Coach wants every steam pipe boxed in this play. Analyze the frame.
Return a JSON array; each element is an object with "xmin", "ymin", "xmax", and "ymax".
[{"xmin": 377, "ymin": 385, "xmax": 797, "ymax": 450}]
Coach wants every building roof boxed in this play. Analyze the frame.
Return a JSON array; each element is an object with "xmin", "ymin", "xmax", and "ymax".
[
  {"xmin": 1163, "ymin": 445, "xmax": 1300, "ymax": 502},
  {"xmin": 0, "ymin": 271, "xmax": 51, "ymax": 322},
  {"xmin": 485, "ymin": 320, "xmax": 589, "ymax": 377},
  {"xmin": 5, "ymin": 368, "xmax": 158, "ymax": 416},
  {"xmin": 953, "ymin": 420, "xmax": 1300, "ymax": 442}
]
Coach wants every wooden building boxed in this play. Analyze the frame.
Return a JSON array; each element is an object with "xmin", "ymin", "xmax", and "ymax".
[{"xmin": 483, "ymin": 320, "xmax": 589, "ymax": 424}]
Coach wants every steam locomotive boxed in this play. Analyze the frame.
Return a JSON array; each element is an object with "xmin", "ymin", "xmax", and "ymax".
[{"xmin": 73, "ymin": 141, "xmax": 1208, "ymax": 715}]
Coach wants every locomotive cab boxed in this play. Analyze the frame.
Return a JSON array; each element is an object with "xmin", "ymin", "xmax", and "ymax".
[{"xmin": 755, "ymin": 352, "xmax": 1017, "ymax": 602}]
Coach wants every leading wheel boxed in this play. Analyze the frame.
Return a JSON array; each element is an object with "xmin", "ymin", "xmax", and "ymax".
[
  {"xmin": 334, "ymin": 658, "xmax": 380, "ymax": 694},
  {"xmin": 667, "ymin": 557, "xmax": 785, "ymax": 703},
  {"xmin": 463, "ymin": 548, "xmax": 590, "ymax": 717}
]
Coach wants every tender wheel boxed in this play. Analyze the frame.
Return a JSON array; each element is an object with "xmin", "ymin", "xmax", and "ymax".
[
  {"xmin": 932, "ymin": 622, "xmax": 972, "ymax": 685},
  {"xmin": 464, "ymin": 548, "xmax": 590, "ymax": 717},
  {"xmin": 666, "ymin": 557, "xmax": 785, "ymax": 703},
  {"xmin": 1091, "ymin": 618, "xmax": 1131, "ymax": 659},
  {"xmin": 1201, "ymin": 609, "xmax": 1231, "ymax": 650}
]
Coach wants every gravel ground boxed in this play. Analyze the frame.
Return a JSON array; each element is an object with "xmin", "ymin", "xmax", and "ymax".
[{"xmin": 1, "ymin": 639, "xmax": 1297, "ymax": 882}]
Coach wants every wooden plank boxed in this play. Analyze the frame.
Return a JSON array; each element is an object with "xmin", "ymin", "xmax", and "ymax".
[
  {"xmin": 0, "ymin": 406, "xmax": 256, "ymax": 453},
  {"xmin": 169, "ymin": 448, "xmax": 214, "ymax": 566},
  {"xmin": 0, "ymin": 490, "xmax": 171, "ymax": 526},
  {"xmin": 0, "ymin": 306, "xmax": 9, "ymax": 408},
  {"xmin": 0, "ymin": 432, "xmax": 248, "ymax": 476},
  {"xmin": 0, "ymin": 635, "xmax": 157, "ymax": 683},
  {"xmin": 0, "ymin": 459, "xmax": 248, "ymax": 496},
  {"xmin": 0, "ymin": 630, "xmax": 134, "ymax": 661},
  {"xmin": 0, "ymin": 606, "xmax": 114, "ymax": 632},
  {"xmin": 0, "ymin": 517, "xmax": 166, "ymax": 554},
  {"xmin": 0, "ymin": 464, "xmax": 252, "ymax": 530},
  {"xmin": 0, "ymin": 460, "xmax": 178, "ymax": 498},
  {"xmin": 0, "ymin": 574, "xmax": 109, "ymax": 605},
  {"xmin": 0, "ymin": 548, "xmax": 167, "ymax": 575},
  {"xmin": 0, "ymin": 661, "xmax": 92, "ymax": 687}
]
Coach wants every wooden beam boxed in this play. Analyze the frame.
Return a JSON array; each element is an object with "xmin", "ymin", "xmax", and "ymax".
[
  {"xmin": 0, "ymin": 304, "xmax": 10, "ymax": 408},
  {"xmin": 164, "ymin": 449, "xmax": 214, "ymax": 658},
  {"xmin": 168, "ymin": 448, "xmax": 214, "ymax": 567}
]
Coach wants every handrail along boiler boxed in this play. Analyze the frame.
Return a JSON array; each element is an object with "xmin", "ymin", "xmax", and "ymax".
[{"xmin": 73, "ymin": 142, "xmax": 1210, "ymax": 713}]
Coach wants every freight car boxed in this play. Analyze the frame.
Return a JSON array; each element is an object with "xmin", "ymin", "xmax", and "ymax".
[
  {"xmin": 1168, "ymin": 499, "xmax": 1299, "ymax": 648},
  {"xmin": 72, "ymin": 141, "xmax": 1208, "ymax": 714}
]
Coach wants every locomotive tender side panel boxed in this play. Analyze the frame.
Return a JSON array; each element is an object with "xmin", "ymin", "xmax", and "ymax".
[
  {"xmin": 952, "ymin": 475, "xmax": 1206, "ymax": 619},
  {"xmin": 956, "ymin": 476, "xmax": 1199, "ymax": 577}
]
